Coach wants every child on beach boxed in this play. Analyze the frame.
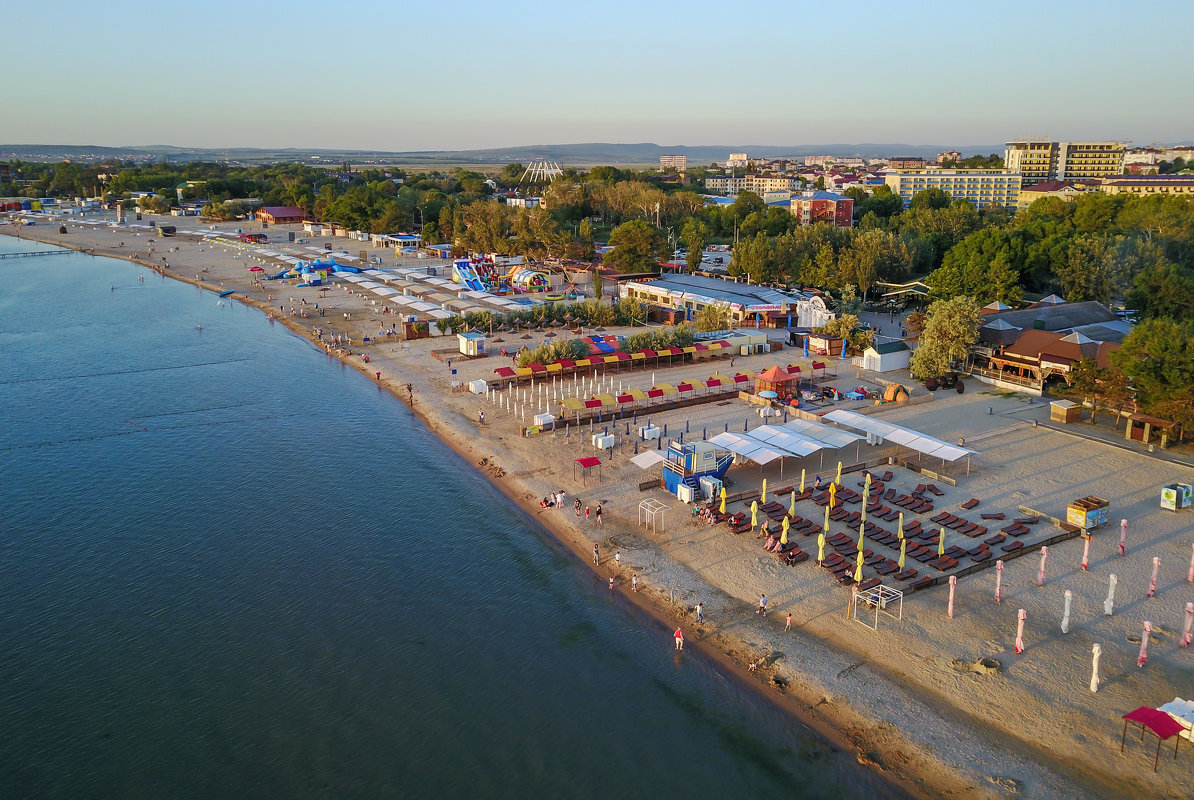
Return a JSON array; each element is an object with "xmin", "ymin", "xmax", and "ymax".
[
  {"xmin": 585, "ymin": 506, "xmax": 591, "ymax": 521},
  {"xmin": 757, "ymin": 595, "xmax": 767, "ymax": 615},
  {"xmin": 595, "ymin": 504, "xmax": 603, "ymax": 525}
]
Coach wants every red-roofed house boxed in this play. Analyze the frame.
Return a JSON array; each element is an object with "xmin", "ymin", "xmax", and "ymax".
[{"xmin": 255, "ymin": 206, "xmax": 310, "ymax": 225}]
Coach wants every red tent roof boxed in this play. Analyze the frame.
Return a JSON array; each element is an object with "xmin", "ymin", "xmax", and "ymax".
[
  {"xmin": 647, "ymin": 388, "xmax": 664, "ymax": 398},
  {"xmin": 528, "ymin": 363, "xmax": 546, "ymax": 373},
  {"xmin": 574, "ymin": 456, "xmax": 602, "ymax": 468},
  {"xmin": 557, "ymin": 359, "xmax": 576, "ymax": 368},
  {"xmin": 494, "ymin": 366, "xmax": 516, "ymax": 377},
  {"xmin": 613, "ymin": 352, "xmax": 631, "ymax": 361},
  {"xmin": 757, "ymin": 366, "xmax": 795, "ymax": 382},
  {"xmin": 639, "ymin": 349, "xmax": 657, "ymax": 358},
  {"xmin": 616, "ymin": 393, "xmax": 634, "ymax": 403},
  {"xmin": 1123, "ymin": 707, "xmax": 1186, "ymax": 739},
  {"xmin": 584, "ymin": 399, "xmax": 603, "ymax": 408}
]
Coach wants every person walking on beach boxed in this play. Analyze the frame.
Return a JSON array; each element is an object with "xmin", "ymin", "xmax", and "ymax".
[
  {"xmin": 575, "ymin": 498, "xmax": 582, "ymax": 516},
  {"xmin": 609, "ymin": 576, "xmax": 614, "ymax": 592},
  {"xmin": 695, "ymin": 602, "xmax": 704, "ymax": 624},
  {"xmin": 614, "ymin": 551, "xmax": 620, "ymax": 566},
  {"xmin": 478, "ymin": 409, "xmax": 485, "ymax": 425},
  {"xmin": 785, "ymin": 612, "xmax": 792, "ymax": 631},
  {"xmin": 595, "ymin": 503, "xmax": 603, "ymax": 526},
  {"xmin": 757, "ymin": 595, "xmax": 768, "ymax": 615},
  {"xmin": 557, "ymin": 490, "xmax": 566, "ymax": 509},
  {"xmin": 593, "ymin": 543, "xmax": 600, "ymax": 565},
  {"xmin": 632, "ymin": 575, "xmax": 638, "ymax": 592},
  {"xmin": 674, "ymin": 628, "xmax": 684, "ymax": 651}
]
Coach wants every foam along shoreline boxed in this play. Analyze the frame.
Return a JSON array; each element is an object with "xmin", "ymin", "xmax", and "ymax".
[{"xmin": 7, "ymin": 221, "xmax": 1191, "ymax": 799}]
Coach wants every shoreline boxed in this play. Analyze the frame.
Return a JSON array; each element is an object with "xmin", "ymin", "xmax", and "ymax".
[{"xmin": 7, "ymin": 223, "xmax": 1187, "ymax": 800}]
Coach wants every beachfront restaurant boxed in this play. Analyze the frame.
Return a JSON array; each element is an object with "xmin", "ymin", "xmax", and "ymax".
[{"xmin": 618, "ymin": 274, "xmax": 795, "ymax": 327}]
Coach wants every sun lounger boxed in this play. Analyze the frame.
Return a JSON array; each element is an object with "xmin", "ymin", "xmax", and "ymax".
[
  {"xmin": 984, "ymin": 533, "xmax": 1006, "ymax": 545},
  {"xmin": 859, "ymin": 577, "xmax": 882, "ymax": 591},
  {"xmin": 927, "ymin": 484, "xmax": 945, "ymax": 497},
  {"xmin": 915, "ymin": 484, "xmax": 927, "ymax": 494},
  {"xmin": 931, "ymin": 556, "xmax": 958, "ymax": 571},
  {"xmin": 882, "ymin": 471, "xmax": 894, "ymax": 482},
  {"xmin": 960, "ymin": 498, "xmax": 979, "ymax": 510},
  {"xmin": 1014, "ymin": 517, "xmax": 1040, "ymax": 525},
  {"xmin": 945, "ymin": 546, "xmax": 968, "ymax": 559},
  {"xmin": 884, "ymin": 488, "xmax": 896, "ymax": 501},
  {"xmin": 894, "ymin": 568, "xmax": 917, "ymax": 581},
  {"xmin": 971, "ymin": 551, "xmax": 993, "ymax": 563},
  {"xmin": 910, "ymin": 576, "xmax": 934, "ymax": 590},
  {"xmin": 1000, "ymin": 540, "xmax": 1024, "ymax": 553},
  {"xmin": 980, "ymin": 512, "xmax": 1005, "ymax": 520},
  {"xmin": 875, "ymin": 561, "xmax": 898, "ymax": 576}
]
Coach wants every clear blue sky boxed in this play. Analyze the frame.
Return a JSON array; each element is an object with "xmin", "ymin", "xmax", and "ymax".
[{"xmin": 6, "ymin": 0, "xmax": 1191, "ymax": 151}]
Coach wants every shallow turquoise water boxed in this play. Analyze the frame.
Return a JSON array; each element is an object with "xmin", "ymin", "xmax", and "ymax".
[{"xmin": 0, "ymin": 239, "xmax": 901, "ymax": 799}]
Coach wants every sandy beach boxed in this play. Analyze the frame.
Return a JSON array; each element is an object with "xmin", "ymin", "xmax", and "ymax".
[{"xmin": 8, "ymin": 216, "xmax": 1194, "ymax": 799}]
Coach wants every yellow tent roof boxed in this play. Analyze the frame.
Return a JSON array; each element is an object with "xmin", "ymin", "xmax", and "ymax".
[
  {"xmin": 594, "ymin": 393, "xmax": 617, "ymax": 406},
  {"xmin": 685, "ymin": 378, "xmax": 707, "ymax": 389},
  {"xmin": 738, "ymin": 369, "xmax": 756, "ymax": 379},
  {"xmin": 560, "ymin": 397, "xmax": 586, "ymax": 411},
  {"xmin": 515, "ymin": 367, "xmax": 533, "ymax": 377},
  {"xmin": 546, "ymin": 363, "xmax": 563, "ymax": 372},
  {"xmin": 655, "ymin": 383, "xmax": 677, "ymax": 395},
  {"xmin": 630, "ymin": 352, "xmax": 647, "ymax": 360},
  {"xmin": 625, "ymin": 388, "xmax": 648, "ymax": 401},
  {"xmin": 706, "ymin": 342, "xmax": 724, "ymax": 350},
  {"xmin": 602, "ymin": 354, "xmax": 620, "ymax": 363},
  {"xmin": 708, "ymin": 373, "xmax": 733, "ymax": 382},
  {"xmin": 682, "ymin": 345, "xmax": 697, "ymax": 353},
  {"xmin": 575, "ymin": 358, "xmax": 592, "ymax": 367}
]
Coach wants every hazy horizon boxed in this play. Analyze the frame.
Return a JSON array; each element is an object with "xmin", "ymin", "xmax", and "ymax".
[{"xmin": 7, "ymin": 0, "xmax": 1191, "ymax": 151}]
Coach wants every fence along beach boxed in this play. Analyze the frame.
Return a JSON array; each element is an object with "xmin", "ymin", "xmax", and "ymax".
[{"xmin": 6, "ymin": 218, "xmax": 1193, "ymax": 798}]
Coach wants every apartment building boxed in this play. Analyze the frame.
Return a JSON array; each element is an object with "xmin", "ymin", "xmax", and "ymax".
[
  {"xmin": 659, "ymin": 154, "xmax": 687, "ymax": 171},
  {"xmin": 704, "ymin": 174, "xmax": 801, "ymax": 197},
  {"xmin": 1004, "ymin": 140, "xmax": 1125, "ymax": 186},
  {"xmin": 883, "ymin": 169, "xmax": 1022, "ymax": 211},
  {"xmin": 791, "ymin": 191, "xmax": 853, "ymax": 228},
  {"xmin": 1096, "ymin": 175, "xmax": 1194, "ymax": 198}
]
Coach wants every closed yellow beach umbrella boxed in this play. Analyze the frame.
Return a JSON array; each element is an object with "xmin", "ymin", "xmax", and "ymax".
[
  {"xmin": 835, "ymin": 461, "xmax": 842, "ymax": 485},
  {"xmin": 861, "ymin": 505, "xmax": 867, "ymax": 523},
  {"xmin": 761, "ymin": 478, "xmax": 767, "ymax": 503},
  {"xmin": 800, "ymin": 468, "xmax": 806, "ymax": 494},
  {"xmin": 854, "ymin": 549, "xmax": 864, "ymax": 582},
  {"xmin": 829, "ymin": 483, "xmax": 836, "ymax": 508},
  {"xmin": 788, "ymin": 491, "xmax": 797, "ymax": 517},
  {"xmin": 857, "ymin": 521, "xmax": 865, "ymax": 551},
  {"xmin": 719, "ymin": 493, "xmax": 726, "ymax": 514},
  {"xmin": 781, "ymin": 516, "xmax": 789, "ymax": 544},
  {"xmin": 862, "ymin": 484, "xmax": 869, "ymax": 504},
  {"xmin": 899, "ymin": 537, "xmax": 907, "ymax": 569},
  {"xmin": 938, "ymin": 527, "xmax": 946, "ymax": 557},
  {"xmin": 823, "ymin": 504, "xmax": 830, "ymax": 532},
  {"xmin": 865, "ymin": 472, "xmax": 871, "ymax": 487},
  {"xmin": 897, "ymin": 512, "xmax": 904, "ymax": 540},
  {"xmin": 817, "ymin": 532, "xmax": 826, "ymax": 563},
  {"xmin": 751, "ymin": 500, "xmax": 758, "ymax": 530}
]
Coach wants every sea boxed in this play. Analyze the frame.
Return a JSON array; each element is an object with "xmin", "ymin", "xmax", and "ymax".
[{"xmin": 0, "ymin": 238, "xmax": 903, "ymax": 799}]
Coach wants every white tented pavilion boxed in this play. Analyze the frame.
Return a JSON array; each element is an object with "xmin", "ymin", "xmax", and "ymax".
[{"xmin": 821, "ymin": 409, "xmax": 978, "ymax": 473}]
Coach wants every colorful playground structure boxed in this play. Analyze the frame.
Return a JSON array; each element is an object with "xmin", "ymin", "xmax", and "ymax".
[{"xmin": 451, "ymin": 258, "xmax": 551, "ymax": 295}]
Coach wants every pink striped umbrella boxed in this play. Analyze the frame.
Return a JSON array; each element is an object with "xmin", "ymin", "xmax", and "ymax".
[
  {"xmin": 1119, "ymin": 519, "xmax": 1127, "ymax": 556},
  {"xmin": 1037, "ymin": 546, "xmax": 1048, "ymax": 587},
  {"xmin": 1187, "ymin": 543, "xmax": 1194, "ymax": 584},
  {"xmin": 1137, "ymin": 621, "xmax": 1152, "ymax": 667},
  {"xmin": 1081, "ymin": 535, "xmax": 1091, "ymax": 571},
  {"xmin": 995, "ymin": 560, "xmax": 1004, "ymax": 603},
  {"xmin": 947, "ymin": 575, "xmax": 957, "ymax": 618},
  {"xmin": 1182, "ymin": 603, "xmax": 1194, "ymax": 648},
  {"xmin": 1015, "ymin": 609, "xmax": 1027, "ymax": 654},
  {"xmin": 1147, "ymin": 557, "xmax": 1160, "ymax": 598}
]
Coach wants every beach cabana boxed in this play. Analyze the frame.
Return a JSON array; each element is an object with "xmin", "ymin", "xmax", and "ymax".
[
  {"xmin": 573, "ymin": 456, "xmax": 602, "ymax": 486},
  {"xmin": 1121, "ymin": 706, "xmax": 1186, "ymax": 772},
  {"xmin": 755, "ymin": 366, "xmax": 797, "ymax": 396}
]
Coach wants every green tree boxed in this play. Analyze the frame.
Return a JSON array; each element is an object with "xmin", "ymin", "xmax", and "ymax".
[
  {"xmin": 1124, "ymin": 262, "xmax": 1194, "ymax": 319},
  {"xmin": 578, "ymin": 218, "xmax": 596, "ymax": 261},
  {"xmin": 591, "ymin": 268, "xmax": 604, "ymax": 301},
  {"xmin": 1112, "ymin": 317, "xmax": 1194, "ymax": 412},
  {"xmin": 694, "ymin": 302, "xmax": 733, "ymax": 332},
  {"xmin": 605, "ymin": 219, "xmax": 665, "ymax": 273},
  {"xmin": 1056, "ymin": 358, "xmax": 1103, "ymax": 422},
  {"xmin": 908, "ymin": 296, "xmax": 981, "ymax": 380},
  {"xmin": 728, "ymin": 233, "xmax": 775, "ymax": 283},
  {"xmin": 856, "ymin": 184, "xmax": 903, "ymax": 220},
  {"xmin": 1055, "ymin": 235, "xmax": 1115, "ymax": 303},
  {"xmin": 909, "ymin": 187, "xmax": 952, "ymax": 210},
  {"xmin": 681, "ymin": 218, "xmax": 709, "ymax": 272}
]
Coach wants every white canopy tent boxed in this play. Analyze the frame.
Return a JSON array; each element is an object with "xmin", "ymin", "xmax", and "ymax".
[
  {"xmin": 822, "ymin": 409, "xmax": 978, "ymax": 473},
  {"xmin": 629, "ymin": 450, "xmax": 667, "ymax": 469}
]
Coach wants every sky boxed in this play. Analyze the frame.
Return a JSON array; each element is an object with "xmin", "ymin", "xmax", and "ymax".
[{"xmin": 5, "ymin": 0, "xmax": 1191, "ymax": 152}]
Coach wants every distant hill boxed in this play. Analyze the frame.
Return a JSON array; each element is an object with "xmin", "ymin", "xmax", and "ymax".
[{"xmin": 6, "ymin": 140, "xmax": 1187, "ymax": 166}]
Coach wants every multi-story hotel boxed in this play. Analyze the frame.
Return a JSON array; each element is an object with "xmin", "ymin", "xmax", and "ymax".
[
  {"xmin": 1004, "ymin": 140, "xmax": 1125, "ymax": 186},
  {"xmin": 883, "ymin": 169, "xmax": 1022, "ymax": 211},
  {"xmin": 659, "ymin": 154, "xmax": 687, "ymax": 172},
  {"xmin": 704, "ymin": 174, "xmax": 803, "ymax": 197}
]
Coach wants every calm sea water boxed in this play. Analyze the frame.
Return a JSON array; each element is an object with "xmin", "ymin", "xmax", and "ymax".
[{"xmin": 0, "ymin": 239, "xmax": 901, "ymax": 799}]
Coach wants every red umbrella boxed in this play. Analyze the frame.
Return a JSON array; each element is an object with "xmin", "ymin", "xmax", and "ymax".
[{"xmin": 249, "ymin": 266, "xmax": 265, "ymax": 272}]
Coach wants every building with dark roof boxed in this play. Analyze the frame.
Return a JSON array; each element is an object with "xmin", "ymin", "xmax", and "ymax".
[
  {"xmin": 791, "ymin": 190, "xmax": 853, "ymax": 228},
  {"xmin": 255, "ymin": 206, "xmax": 309, "ymax": 225}
]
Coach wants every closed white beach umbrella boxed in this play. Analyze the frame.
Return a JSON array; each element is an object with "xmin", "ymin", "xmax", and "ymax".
[
  {"xmin": 1061, "ymin": 589, "xmax": 1072, "ymax": 634},
  {"xmin": 1147, "ymin": 557, "xmax": 1160, "ymax": 598},
  {"xmin": 1037, "ymin": 546, "xmax": 1048, "ymax": 587},
  {"xmin": 1090, "ymin": 644, "xmax": 1102, "ymax": 692},
  {"xmin": 1119, "ymin": 519, "xmax": 1127, "ymax": 556},
  {"xmin": 947, "ymin": 575, "xmax": 957, "ymax": 619},
  {"xmin": 1137, "ymin": 621, "xmax": 1152, "ymax": 667},
  {"xmin": 995, "ymin": 560, "xmax": 1004, "ymax": 604},
  {"xmin": 1104, "ymin": 574, "xmax": 1117, "ymax": 616},
  {"xmin": 1015, "ymin": 609, "xmax": 1027, "ymax": 654},
  {"xmin": 1182, "ymin": 602, "xmax": 1194, "ymax": 648}
]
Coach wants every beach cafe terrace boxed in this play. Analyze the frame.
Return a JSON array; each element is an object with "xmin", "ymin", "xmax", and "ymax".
[{"xmin": 822, "ymin": 409, "xmax": 978, "ymax": 475}]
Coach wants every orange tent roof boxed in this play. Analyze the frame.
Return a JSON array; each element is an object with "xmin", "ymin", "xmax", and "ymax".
[{"xmin": 756, "ymin": 365, "xmax": 796, "ymax": 382}]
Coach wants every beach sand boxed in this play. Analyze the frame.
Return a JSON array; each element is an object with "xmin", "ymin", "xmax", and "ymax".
[{"xmin": 9, "ymin": 216, "xmax": 1194, "ymax": 799}]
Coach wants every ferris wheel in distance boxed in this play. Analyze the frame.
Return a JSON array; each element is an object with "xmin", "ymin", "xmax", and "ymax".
[{"xmin": 520, "ymin": 161, "xmax": 564, "ymax": 184}]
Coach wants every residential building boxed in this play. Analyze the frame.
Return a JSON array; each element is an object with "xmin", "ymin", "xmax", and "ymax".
[
  {"xmin": 659, "ymin": 154, "xmax": 687, "ymax": 172},
  {"xmin": 937, "ymin": 150, "xmax": 962, "ymax": 164},
  {"xmin": 888, "ymin": 157, "xmax": 925, "ymax": 170},
  {"xmin": 1, "ymin": 162, "xmax": 13, "ymax": 183},
  {"xmin": 505, "ymin": 196, "xmax": 542, "ymax": 208},
  {"xmin": 1004, "ymin": 140, "xmax": 1126, "ymax": 186},
  {"xmin": 255, "ymin": 206, "xmax": 309, "ymax": 224},
  {"xmin": 1095, "ymin": 175, "xmax": 1194, "ymax": 197},
  {"xmin": 883, "ymin": 169, "xmax": 1021, "ymax": 211},
  {"xmin": 1017, "ymin": 180, "xmax": 1091, "ymax": 210},
  {"xmin": 791, "ymin": 190, "xmax": 853, "ymax": 228},
  {"xmin": 726, "ymin": 153, "xmax": 750, "ymax": 168},
  {"xmin": 704, "ymin": 176, "xmax": 728, "ymax": 193},
  {"xmin": 705, "ymin": 174, "xmax": 801, "ymax": 197}
]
